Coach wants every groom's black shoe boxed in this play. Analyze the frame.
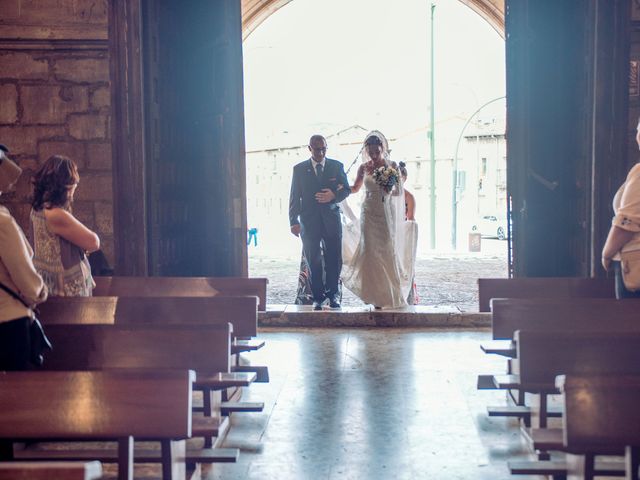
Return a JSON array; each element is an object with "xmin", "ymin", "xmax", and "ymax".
[
  {"xmin": 313, "ymin": 300, "xmax": 324, "ymax": 311},
  {"xmin": 329, "ymin": 295, "xmax": 341, "ymax": 309}
]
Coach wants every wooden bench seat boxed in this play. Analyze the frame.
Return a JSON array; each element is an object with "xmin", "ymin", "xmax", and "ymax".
[
  {"xmin": 479, "ymin": 298, "xmax": 640, "ymax": 419},
  {"xmin": 0, "ymin": 370, "xmax": 194, "ymax": 480},
  {"xmin": 93, "ymin": 276, "xmax": 268, "ymax": 311},
  {"xmin": 477, "ymin": 277, "xmax": 615, "ymax": 312},
  {"xmin": 559, "ymin": 374, "xmax": 640, "ymax": 479},
  {"xmin": 38, "ymin": 295, "xmax": 259, "ymax": 339},
  {"xmin": 38, "ymin": 295, "xmax": 268, "ymax": 400},
  {"xmin": 41, "ymin": 323, "xmax": 259, "ymax": 448},
  {"xmin": 515, "ymin": 331, "xmax": 640, "ymax": 429},
  {"xmin": 515, "ymin": 374, "xmax": 640, "ymax": 479},
  {"xmin": 39, "ymin": 295, "xmax": 267, "ymax": 385},
  {"xmin": 0, "ymin": 461, "xmax": 102, "ymax": 480},
  {"xmin": 490, "ymin": 298, "xmax": 640, "ymax": 341}
]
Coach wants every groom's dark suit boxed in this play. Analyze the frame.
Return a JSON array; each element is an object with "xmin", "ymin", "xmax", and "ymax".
[{"xmin": 289, "ymin": 158, "xmax": 351, "ymax": 303}]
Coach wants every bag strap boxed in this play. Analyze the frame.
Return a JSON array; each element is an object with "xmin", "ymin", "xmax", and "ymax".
[{"xmin": 0, "ymin": 281, "xmax": 30, "ymax": 309}]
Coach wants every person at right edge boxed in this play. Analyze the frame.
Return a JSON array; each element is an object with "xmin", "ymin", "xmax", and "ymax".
[
  {"xmin": 602, "ymin": 119, "xmax": 640, "ymax": 299},
  {"xmin": 0, "ymin": 144, "xmax": 48, "ymax": 371}
]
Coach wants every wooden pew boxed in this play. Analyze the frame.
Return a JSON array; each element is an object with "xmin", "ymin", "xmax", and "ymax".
[
  {"xmin": 0, "ymin": 370, "xmax": 194, "ymax": 480},
  {"xmin": 508, "ymin": 332, "xmax": 640, "ymax": 478},
  {"xmin": 481, "ymin": 297, "xmax": 640, "ymax": 358},
  {"xmin": 480, "ymin": 298, "xmax": 640, "ymax": 424},
  {"xmin": 38, "ymin": 297, "xmax": 265, "ymax": 415},
  {"xmin": 560, "ymin": 374, "xmax": 640, "ymax": 480},
  {"xmin": 39, "ymin": 296, "xmax": 259, "ymax": 339},
  {"xmin": 22, "ymin": 322, "xmax": 241, "ymax": 466},
  {"xmin": 477, "ymin": 277, "xmax": 615, "ymax": 312},
  {"xmin": 490, "ymin": 298, "xmax": 640, "ymax": 341},
  {"xmin": 39, "ymin": 295, "xmax": 268, "ymax": 386},
  {"xmin": 93, "ymin": 276, "xmax": 268, "ymax": 311},
  {"xmin": 39, "ymin": 295, "xmax": 267, "ymax": 375},
  {"xmin": 515, "ymin": 330, "xmax": 640, "ymax": 428},
  {"xmin": 41, "ymin": 322, "xmax": 257, "ymax": 449},
  {"xmin": 0, "ymin": 461, "xmax": 102, "ymax": 480}
]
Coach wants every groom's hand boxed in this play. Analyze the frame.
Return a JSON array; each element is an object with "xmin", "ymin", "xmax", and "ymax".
[
  {"xmin": 290, "ymin": 224, "xmax": 301, "ymax": 237},
  {"xmin": 315, "ymin": 188, "xmax": 335, "ymax": 204}
]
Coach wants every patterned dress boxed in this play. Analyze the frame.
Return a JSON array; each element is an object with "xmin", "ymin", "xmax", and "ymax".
[{"xmin": 31, "ymin": 208, "xmax": 94, "ymax": 297}]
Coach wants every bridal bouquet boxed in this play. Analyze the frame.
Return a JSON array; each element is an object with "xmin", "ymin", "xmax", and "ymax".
[{"xmin": 373, "ymin": 165, "xmax": 400, "ymax": 194}]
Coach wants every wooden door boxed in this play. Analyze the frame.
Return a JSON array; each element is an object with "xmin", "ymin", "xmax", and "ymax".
[
  {"xmin": 142, "ymin": 0, "xmax": 248, "ymax": 276},
  {"xmin": 505, "ymin": 0, "xmax": 629, "ymax": 276}
]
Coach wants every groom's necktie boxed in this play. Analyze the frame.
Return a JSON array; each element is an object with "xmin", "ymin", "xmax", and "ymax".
[{"xmin": 315, "ymin": 163, "xmax": 323, "ymax": 177}]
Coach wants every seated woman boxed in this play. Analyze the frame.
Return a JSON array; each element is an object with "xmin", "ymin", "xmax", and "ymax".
[
  {"xmin": 0, "ymin": 145, "xmax": 48, "ymax": 370},
  {"xmin": 31, "ymin": 155, "xmax": 100, "ymax": 297}
]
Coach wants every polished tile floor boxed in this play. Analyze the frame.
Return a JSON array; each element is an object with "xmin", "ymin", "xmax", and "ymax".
[{"xmin": 205, "ymin": 328, "xmax": 543, "ymax": 480}]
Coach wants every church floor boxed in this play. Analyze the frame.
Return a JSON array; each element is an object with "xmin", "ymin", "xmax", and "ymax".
[{"xmin": 206, "ymin": 328, "xmax": 544, "ymax": 480}]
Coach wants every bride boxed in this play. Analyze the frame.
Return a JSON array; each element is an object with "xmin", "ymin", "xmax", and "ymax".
[{"xmin": 341, "ymin": 131, "xmax": 418, "ymax": 309}]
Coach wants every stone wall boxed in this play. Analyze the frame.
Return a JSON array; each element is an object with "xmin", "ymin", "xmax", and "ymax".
[{"xmin": 0, "ymin": 0, "xmax": 114, "ymax": 264}]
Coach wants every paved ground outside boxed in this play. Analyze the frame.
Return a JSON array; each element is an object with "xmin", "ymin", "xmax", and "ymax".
[{"xmin": 249, "ymin": 238, "xmax": 508, "ymax": 312}]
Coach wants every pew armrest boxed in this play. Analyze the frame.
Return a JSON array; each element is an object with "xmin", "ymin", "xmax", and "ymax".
[
  {"xmin": 195, "ymin": 372, "xmax": 256, "ymax": 389},
  {"xmin": 232, "ymin": 339, "xmax": 266, "ymax": 355},
  {"xmin": 493, "ymin": 374, "xmax": 520, "ymax": 389},
  {"xmin": 480, "ymin": 340, "xmax": 516, "ymax": 357},
  {"xmin": 231, "ymin": 365, "xmax": 269, "ymax": 383},
  {"xmin": 220, "ymin": 402, "xmax": 264, "ymax": 416}
]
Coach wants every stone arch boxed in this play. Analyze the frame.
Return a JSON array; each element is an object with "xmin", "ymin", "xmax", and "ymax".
[{"xmin": 241, "ymin": 0, "xmax": 505, "ymax": 40}]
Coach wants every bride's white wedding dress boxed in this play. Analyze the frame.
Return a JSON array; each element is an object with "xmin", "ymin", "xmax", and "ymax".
[{"xmin": 341, "ymin": 170, "xmax": 417, "ymax": 308}]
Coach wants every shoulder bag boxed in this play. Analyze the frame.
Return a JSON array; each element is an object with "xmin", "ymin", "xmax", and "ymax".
[{"xmin": 0, "ymin": 282, "xmax": 52, "ymax": 366}]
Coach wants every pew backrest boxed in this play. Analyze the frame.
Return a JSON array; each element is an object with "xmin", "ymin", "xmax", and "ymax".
[
  {"xmin": 559, "ymin": 374, "xmax": 640, "ymax": 450},
  {"xmin": 94, "ymin": 276, "xmax": 268, "ymax": 311},
  {"xmin": 42, "ymin": 323, "xmax": 231, "ymax": 374},
  {"xmin": 491, "ymin": 298, "xmax": 640, "ymax": 340},
  {"xmin": 0, "ymin": 370, "xmax": 194, "ymax": 439},
  {"xmin": 516, "ymin": 330, "xmax": 640, "ymax": 390},
  {"xmin": 478, "ymin": 277, "xmax": 615, "ymax": 312},
  {"xmin": 38, "ymin": 296, "xmax": 258, "ymax": 338}
]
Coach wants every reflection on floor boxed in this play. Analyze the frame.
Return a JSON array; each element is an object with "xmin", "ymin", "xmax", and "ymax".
[{"xmin": 206, "ymin": 328, "xmax": 544, "ymax": 480}]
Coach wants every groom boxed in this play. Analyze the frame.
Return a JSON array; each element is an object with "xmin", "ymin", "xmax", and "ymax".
[{"xmin": 289, "ymin": 135, "xmax": 351, "ymax": 310}]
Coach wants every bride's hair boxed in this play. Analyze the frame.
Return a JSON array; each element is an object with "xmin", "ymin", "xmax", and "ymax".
[
  {"xmin": 362, "ymin": 130, "xmax": 390, "ymax": 164},
  {"xmin": 365, "ymin": 135, "xmax": 383, "ymax": 147}
]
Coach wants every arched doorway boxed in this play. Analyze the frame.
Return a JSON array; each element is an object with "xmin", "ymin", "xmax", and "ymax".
[
  {"xmin": 241, "ymin": 0, "xmax": 508, "ymax": 308},
  {"xmin": 241, "ymin": 0, "xmax": 505, "ymax": 39}
]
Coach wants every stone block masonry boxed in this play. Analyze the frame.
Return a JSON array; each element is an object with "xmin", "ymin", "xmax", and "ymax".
[{"xmin": 0, "ymin": 48, "xmax": 114, "ymax": 266}]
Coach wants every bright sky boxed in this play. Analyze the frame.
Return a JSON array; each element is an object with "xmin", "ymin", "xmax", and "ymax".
[{"xmin": 243, "ymin": 0, "xmax": 506, "ymax": 157}]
